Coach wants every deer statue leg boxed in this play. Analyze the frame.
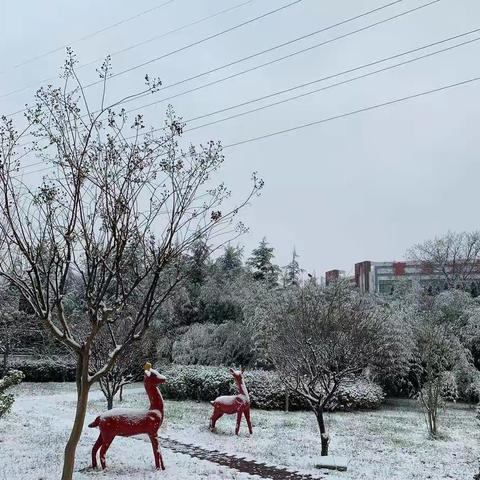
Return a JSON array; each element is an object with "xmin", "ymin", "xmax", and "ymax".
[
  {"xmin": 210, "ymin": 409, "xmax": 223, "ymax": 431},
  {"xmin": 235, "ymin": 410, "xmax": 243, "ymax": 435},
  {"xmin": 99, "ymin": 435, "xmax": 115, "ymax": 470},
  {"xmin": 148, "ymin": 432, "xmax": 165, "ymax": 470},
  {"xmin": 91, "ymin": 434, "xmax": 103, "ymax": 468},
  {"xmin": 244, "ymin": 407, "xmax": 253, "ymax": 435}
]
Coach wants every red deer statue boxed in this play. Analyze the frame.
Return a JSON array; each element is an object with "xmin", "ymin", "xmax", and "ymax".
[
  {"xmin": 210, "ymin": 367, "xmax": 253, "ymax": 435},
  {"xmin": 88, "ymin": 362, "xmax": 166, "ymax": 470}
]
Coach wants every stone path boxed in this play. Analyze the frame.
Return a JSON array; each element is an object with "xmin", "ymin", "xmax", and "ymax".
[{"xmin": 158, "ymin": 435, "xmax": 323, "ymax": 480}]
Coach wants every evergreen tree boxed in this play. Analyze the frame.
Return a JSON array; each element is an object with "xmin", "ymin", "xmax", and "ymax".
[
  {"xmin": 188, "ymin": 239, "xmax": 211, "ymax": 287},
  {"xmin": 283, "ymin": 247, "xmax": 302, "ymax": 287},
  {"xmin": 247, "ymin": 237, "xmax": 281, "ymax": 287},
  {"xmin": 217, "ymin": 245, "xmax": 243, "ymax": 275}
]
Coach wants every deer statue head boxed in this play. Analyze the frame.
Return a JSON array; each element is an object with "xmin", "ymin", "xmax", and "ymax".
[
  {"xmin": 229, "ymin": 366, "xmax": 245, "ymax": 382},
  {"xmin": 144, "ymin": 362, "xmax": 166, "ymax": 385}
]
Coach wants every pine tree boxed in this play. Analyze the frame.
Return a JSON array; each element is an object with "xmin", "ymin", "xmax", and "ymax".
[
  {"xmin": 283, "ymin": 247, "xmax": 302, "ymax": 287},
  {"xmin": 217, "ymin": 245, "xmax": 243, "ymax": 275},
  {"xmin": 247, "ymin": 237, "xmax": 281, "ymax": 287},
  {"xmin": 189, "ymin": 239, "xmax": 210, "ymax": 287}
]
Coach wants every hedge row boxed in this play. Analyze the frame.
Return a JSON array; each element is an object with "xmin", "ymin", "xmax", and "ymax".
[
  {"xmin": 8, "ymin": 359, "xmax": 385, "ymax": 411},
  {"xmin": 160, "ymin": 364, "xmax": 385, "ymax": 411},
  {"xmin": 9, "ymin": 359, "xmax": 76, "ymax": 382}
]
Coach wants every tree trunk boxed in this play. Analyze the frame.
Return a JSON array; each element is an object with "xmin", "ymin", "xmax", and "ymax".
[
  {"xmin": 284, "ymin": 390, "xmax": 289, "ymax": 412},
  {"xmin": 61, "ymin": 353, "xmax": 90, "ymax": 480},
  {"xmin": 315, "ymin": 407, "xmax": 329, "ymax": 456},
  {"xmin": 1, "ymin": 347, "xmax": 8, "ymax": 377},
  {"xmin": 119, "ymin": 384, "xmax": 124, "ymax": 402},
  {"xmin": 107, "ymin": 393, "xmax": 114, "ymax": 410}
]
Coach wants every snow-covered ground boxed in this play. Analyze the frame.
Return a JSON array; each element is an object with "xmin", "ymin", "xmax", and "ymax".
[{"xmin": 0, "ymin": 383, "xmax": 478, "ymax": 479}]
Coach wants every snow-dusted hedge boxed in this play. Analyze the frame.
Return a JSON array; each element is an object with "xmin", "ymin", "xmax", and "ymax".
[
  {"xmin": 160, "ymin": 365, "xmax": 385, "ymax": 411},
  {"xmin": 332, "ymin": 379, "xmax": 386, "ymax": 411},
  {"xmin": 9, "ymin": 358, "xmax": 75, "ymax": 382},
  {"xmin": 0, "ymin": 370, "xmax": 25, "ymax": 419}
]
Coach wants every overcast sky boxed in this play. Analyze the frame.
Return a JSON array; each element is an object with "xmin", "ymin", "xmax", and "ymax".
[{"xmin": 1, "ymin": 0, "xmax": 480, "ymax": 278}]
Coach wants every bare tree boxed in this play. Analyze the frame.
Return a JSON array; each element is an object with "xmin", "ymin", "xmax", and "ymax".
[
  {"xmin": 267, "ymin": 280, "xmax": 387, "ymax": 456},
  {"xmin": 0, "ymin": 52, "xmax": 260, "ymax": 480},
  {"xmin": 408, "ymin": 231, "xmax": 480, "ymax": 289},
  {"xmin": 91, "ymin": 316, "xmax": 152, "ymax": 410}
]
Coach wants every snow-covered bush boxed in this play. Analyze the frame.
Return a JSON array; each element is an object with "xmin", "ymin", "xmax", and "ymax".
[
  {"xmin": 330, "ymin": 379, "xmax": 386, "ymax": 411},
  {"xmin": 440, "ymin": 371, "xmax": 459, "ymax": 402},
  {"xmin": 10, "ymin": 358, "xmax": 75, "ymax": 382},
  {"xmin": 161, "ymin": 365, "xmax": 384, "ymax": 411},
  {"xmin": 162, "ymin": 365, "xmax": 233, "ymax": 401},
  {"xmin": 0, "ymin": 369, "xmax": 25, "ymax": 419}
]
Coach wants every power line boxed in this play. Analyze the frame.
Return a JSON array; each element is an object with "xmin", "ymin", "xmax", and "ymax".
[
  {"xmin": 5, "ymin": 0, "xmax": 424, "ymax": 119},
  {"xmin": 1, "ymin": 0, "xmax": 176, "ymax": 74},
  {"xmin": 118, "ymin": 0, "xmax": 407, "ymax": 111},
  {"xmin": 222, "ymin": 75, "xmax": 480, "ymax": 149},
  {"xmin": 84, "ymin": 0, "xmax": 305, "ymax": 88},
  {"xmin": 118, "ymin": 30, "xmax": 480, "ymax": 136},
  {"xmin": 183, "ymin": 32, "xmax": 480, "ymax": 133},
  {"xmin": 5, "ymin": 0, "xmax": 304, "ymax": 118},
  {"xmin": 119, "ymin": 0, "xmax": 440, "ymax": 116},
  {"xmin": 16, "ymin": 74, "xmax": 480, "ymax": 177},
  {"xmin": 0, "ymin": 0, "xmax": 254, "ymax": 100},
  {"xmin": 16, "ymin": 19, "xmax": 472, "ymax": 154}
]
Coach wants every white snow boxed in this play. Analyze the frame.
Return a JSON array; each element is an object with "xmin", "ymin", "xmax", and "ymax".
[
  {"xmin": 213, "ymin": 395, "xmax": 238, "ymax": 405},
  {"xmin": 100, "ymin": 408, "xmax": 149, "ymax": 419},
  {"xmin": 1, "ymin": 383, "xmax": 478, "ymax": 480},
  {"xmin": 315, "ymin": 455, "xmax": 348, "ymax": 471},
  {"xmin": 144, "ymin": 368, "xmax": 166, "ymax": 381}
]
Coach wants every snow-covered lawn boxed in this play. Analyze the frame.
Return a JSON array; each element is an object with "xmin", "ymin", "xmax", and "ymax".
[{"xmin": 0, "ymin": 383, "xmax": 478, "ymax": 479}]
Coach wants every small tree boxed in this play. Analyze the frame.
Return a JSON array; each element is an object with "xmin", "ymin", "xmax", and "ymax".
[
  {"xmin": 412, "ymin": 292, "xmax": 471, "ymax": 437},
  {"xmin": 247, "ymin": 237, "xmax": 281, "ymax": 287},
  {"xmin": 0, "ymin": 369, "xmax": 24, "ymax": 420},
  {"xmin": 90, "ymin": 318, "xmax": 150, "ymax": 409},
  {"xmin": 268, "ymin": 280, "xmax": 387, "ymax": 456},
  {"xmin": 216, "ymin": 244, "xmax": 243, "ymax": 276},
  {"xmin": 283, "ymin": 247, "xmax": 302, "ymax": 287},
  {"xmin": 0, "ymin": 52, "xmax": 260, "ymax": 480}
]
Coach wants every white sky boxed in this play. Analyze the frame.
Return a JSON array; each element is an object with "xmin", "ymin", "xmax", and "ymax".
[{"xmin": 1, "ymin": 0, "xmax": 480, "ymax": 277}]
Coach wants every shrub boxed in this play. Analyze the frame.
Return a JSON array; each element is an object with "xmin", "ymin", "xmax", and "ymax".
[
  {"xmin": 160, "ymin": 364, "xmax": 384, "ymax": 411},
  {"xmin": 0, "ymin": 370, "xmax": 25, "ymax": 419},
  {"xmin": 9, "ymin": 358, "xmax": 76, "ymax": 382},
  {"xmin": 330, "ymin": 379, "xmax": 386, "ymax": 411}
]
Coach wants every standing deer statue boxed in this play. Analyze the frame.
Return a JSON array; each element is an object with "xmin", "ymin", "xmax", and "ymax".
[
  {"xmin": 210, "ymin": 367, "xmax": 253, "ymax": 435},
  {"xmin": 88, "ymin": 362, "xmax": 166, "ymax": 470}
]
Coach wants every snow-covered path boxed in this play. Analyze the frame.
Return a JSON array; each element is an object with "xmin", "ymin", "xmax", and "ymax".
[{"xmin": 1, "ymin": 383, "xmax": 478, "ymax": 479}]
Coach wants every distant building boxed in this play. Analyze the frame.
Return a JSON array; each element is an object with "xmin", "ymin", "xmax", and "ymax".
[
  {"xmin": 325, "ymin": 269, "xmax": 345, "ymax": 285},
  {"xmin": 326, "ymin": 260, "xmax": 480, "ymax": 295}
]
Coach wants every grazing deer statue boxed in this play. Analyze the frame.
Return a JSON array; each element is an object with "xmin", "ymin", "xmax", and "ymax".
[
  {"xmin": 88, "ymin": 362, "xmax": 166, "ymax": 470},
  {"xmin": 210, "ymin": 367, "xmax": 253, "ymax": 435}
]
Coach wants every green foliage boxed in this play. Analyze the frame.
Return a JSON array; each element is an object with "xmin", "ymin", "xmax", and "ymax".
[
  {"xmin": 157, "ymin": 241, "xmax": 278, "ymax": 367},
  {"xmin": 246, "ymin": 237, "xmax": 281, "ymax": 287},
  {"xmin": 0, "ymin": 370, "xmax": 25, "ymax": 419}
]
